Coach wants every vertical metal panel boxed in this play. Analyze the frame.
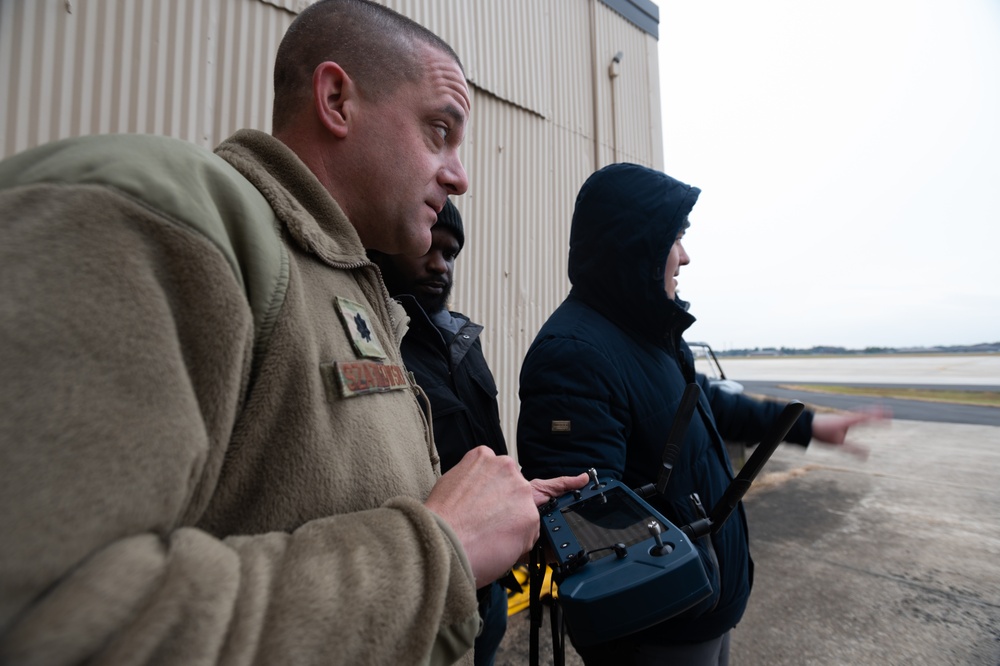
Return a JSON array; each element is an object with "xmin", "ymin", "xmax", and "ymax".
[
  {"xmin": 0, "ymin": 0, "xmax": 663, "ymax": 458},
  {"xmin": 548, "ymin": 0, "xmax": 596, "ymax": 141},
  {"xmin": 215, "ymin": 0, "xmax": 293, "ymax": 140},
  {"xmin": 0, "ymin": 0, "xmax": 290, "ymax": 155},
  {"xmin": 258, "ymin": 0, "xmax": 311, "ymax": 13},
  {"xmin": 385, "ymin": 0, "xmax": 552, "ymax": 119},
  {"xmin": 603, "ymin": 3, "xmax": 663, "ymax": 167},
  {"xmin": 592, "ymin": 0, "xmax": 663, "ymax": 169}
]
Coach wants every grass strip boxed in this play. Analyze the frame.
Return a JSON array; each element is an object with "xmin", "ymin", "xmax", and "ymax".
[{"xmin": 778, "ymin": 384, "xmax": 1000, "ymax": 408}]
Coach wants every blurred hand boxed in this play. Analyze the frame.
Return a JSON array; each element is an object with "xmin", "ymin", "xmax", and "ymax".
[
  {"xmin": 425, "ymin": 447, "xmax": 585, "ymax": 588},
  {"xmin": 810, "ymin": 405, "xmax": 891, "ymax": 461}
]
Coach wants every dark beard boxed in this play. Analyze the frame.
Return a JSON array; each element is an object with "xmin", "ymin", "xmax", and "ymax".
[
  {"xmin": 378, "ymin": 259, "xmax": 451, "ymax": 315},
  {"xmin": 415, "ymin": 282, "xmax": 451, "ymax": 315}
]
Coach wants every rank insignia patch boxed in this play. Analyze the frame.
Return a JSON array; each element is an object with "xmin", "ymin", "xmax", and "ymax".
[
  {"xmin": 335, "ymin": 297, "xmax": 387, "ymax": 359},
  {"xmin": 551, "ymin": 420, "xmax": 571, "ymax": 433}
]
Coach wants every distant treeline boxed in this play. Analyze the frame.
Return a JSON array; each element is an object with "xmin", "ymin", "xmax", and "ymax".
[{"xmin": 715, "ymin": 342, "xmax": 1000, "ymax": 357}]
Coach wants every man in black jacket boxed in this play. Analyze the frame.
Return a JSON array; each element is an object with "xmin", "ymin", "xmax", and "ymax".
[
  {"xmin": 517, "ymin": 163, "xmax": 880, "ymax": 665},
  {"xmin": 371, "ymin": 199, "xmax": 509, "ymax": 666}
]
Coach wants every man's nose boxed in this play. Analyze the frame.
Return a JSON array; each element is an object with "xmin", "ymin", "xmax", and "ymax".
[
  {"xmin": 441, "ymin": 153, "xmax": 469, "ymax": 195},
  {"xmin": 426, "ymin": 252, "xmax": 448, "ymax": 273}
]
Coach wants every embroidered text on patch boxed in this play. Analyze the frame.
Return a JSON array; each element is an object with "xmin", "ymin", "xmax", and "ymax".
[
  {"xmin": 334, "ymin": 360, "xmax": 409, "ymax": 398},
  {"xmin": 551, "ymin": 420, "xmax": 571, "ymax": 433}
]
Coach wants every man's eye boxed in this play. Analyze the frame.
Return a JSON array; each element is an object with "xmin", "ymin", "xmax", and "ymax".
[{"xmin": 434, "ymin": 125, "xmax": 449, "ymax": 140}]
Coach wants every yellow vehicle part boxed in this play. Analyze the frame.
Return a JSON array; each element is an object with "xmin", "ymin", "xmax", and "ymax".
[{"xmin": 506, "ymin": 564, "xmax": 559, "ymax": 616}]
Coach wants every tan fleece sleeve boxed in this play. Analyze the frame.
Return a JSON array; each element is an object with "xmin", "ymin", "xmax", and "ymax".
[{"xmin": 0, "ymin": 185, "xmax": 476, "ymax": 665}]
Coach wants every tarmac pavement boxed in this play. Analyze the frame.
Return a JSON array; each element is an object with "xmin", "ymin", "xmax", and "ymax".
[
  {"xmin": 739, "ymin": 380, "xmax": 1000, "ymax": 426},
  {"xmin": 715, "ymin": 355, "xmax": 1000, "ymax": 386},
  {"xmin": 496, "ymin": 418, "xmax": 1000, "ymax": 665}
]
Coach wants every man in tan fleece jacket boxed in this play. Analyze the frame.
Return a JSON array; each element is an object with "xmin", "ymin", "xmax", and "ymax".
[{"xmin": 0, "ymin": 1, "xmax": 586, "ymax": 664}]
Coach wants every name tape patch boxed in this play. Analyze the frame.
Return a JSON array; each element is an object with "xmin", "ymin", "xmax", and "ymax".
[{"xmin": 330, "ymin": 360, "xmax": 409, "ymax": 398}]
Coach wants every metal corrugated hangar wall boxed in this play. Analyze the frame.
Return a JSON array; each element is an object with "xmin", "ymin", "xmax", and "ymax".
[{"xmin": 0, "ymin": 0, "xmax": 663, "ymax": 458}]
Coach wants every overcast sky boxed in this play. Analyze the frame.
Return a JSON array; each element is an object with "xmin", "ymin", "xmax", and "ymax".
[{"xmin": 656, "ymin": 0, "xmax": 1000, "ymax": 350}]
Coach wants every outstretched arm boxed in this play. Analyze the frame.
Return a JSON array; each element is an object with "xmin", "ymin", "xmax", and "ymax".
[
  {"xmin": 701, "ymin": 374, "xmax": 888, "ymax": 460},
  {"xmin": 810, "ymin": 406, "xmax": 890, "ymax": 460}
]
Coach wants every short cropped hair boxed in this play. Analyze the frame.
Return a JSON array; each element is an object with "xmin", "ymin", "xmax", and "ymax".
[{"xmin": 272, "ymin": 0, "xmax": 464, "ymax": 132}]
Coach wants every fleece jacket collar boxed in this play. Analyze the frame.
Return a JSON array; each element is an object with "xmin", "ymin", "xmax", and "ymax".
[{"xmin": 216, "ymin": 129, "xmax": 369, "ymax": 268}]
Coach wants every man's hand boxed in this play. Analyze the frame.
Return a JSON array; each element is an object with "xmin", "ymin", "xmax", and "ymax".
[
  {"xmin": 424, "ymin": 447, "xmax": 588, "ymax": 588},
  {"xmin": 811, "ymin": 406, "xmax": 890, "ymax": 461}
]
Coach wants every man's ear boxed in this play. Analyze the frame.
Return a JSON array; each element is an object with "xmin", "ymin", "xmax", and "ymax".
[{"xmin": 313, "ymin": 61, "xmax": 354, "ymax": 139}]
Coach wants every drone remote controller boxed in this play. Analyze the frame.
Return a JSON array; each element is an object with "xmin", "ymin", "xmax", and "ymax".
[
  {"xmin": 531, "ymin": 383, "xmax": 806, "ymax": 657},
  {"xmin": 537, "ymin": 470, "xmax": 712, "ymax": 647}
]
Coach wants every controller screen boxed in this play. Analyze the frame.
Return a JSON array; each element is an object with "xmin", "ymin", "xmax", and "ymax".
[{"xmin": 561, "ymin": 487, "xmax": 655, "ymax": 561}]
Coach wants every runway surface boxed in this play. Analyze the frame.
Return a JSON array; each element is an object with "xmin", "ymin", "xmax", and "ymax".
[
  {"xmin": 715, "ymin": 354, "xmax": 1000, "ymax": 386},
  {"xmin": 740, "ymin": 380, "xmax": 1000, "ymax": 426},
  {"xmin": 713, "ymin": 354, "xmax": 999, "ymax": 426}
]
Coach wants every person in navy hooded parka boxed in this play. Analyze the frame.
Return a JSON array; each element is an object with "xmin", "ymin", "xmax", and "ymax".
[{"xmin": 517, "ymin": 163, "xmax": 877, "ymax": 665}]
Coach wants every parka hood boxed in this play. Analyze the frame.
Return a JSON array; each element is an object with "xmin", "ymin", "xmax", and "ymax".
[{"xmin": 568, "ymin": 163, "xmax": 700, "ymax": 338}]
